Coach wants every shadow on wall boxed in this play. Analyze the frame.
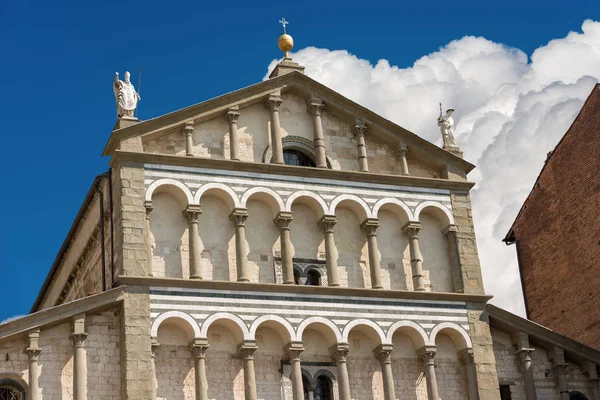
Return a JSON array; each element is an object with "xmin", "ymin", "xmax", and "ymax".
[
  {"xmin": 156, "ymin": 323, "xmax": 195, "ymax": 400},
  {"xmin": 198, "ymin": 195, "xmax": 235, "ymax": 281},
  {"xmin": 335, "ymin": 207, "xmax": 367, "ymax": 288},
  {"xmin": 38, "ymin": 324, "xmax": 73, "ymax": 398},
  {"xmin": 246, "ymin": 200, "xmax": 280, "ymax": 283},
  {"xmin": 151, "ymin": 192, "xmax": 187, "ymax": 279}
]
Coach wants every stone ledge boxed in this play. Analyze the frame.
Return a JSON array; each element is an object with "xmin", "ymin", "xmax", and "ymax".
[{"xmin": 115, "ymin": 275, "xmax": 492, "ymax": 303}]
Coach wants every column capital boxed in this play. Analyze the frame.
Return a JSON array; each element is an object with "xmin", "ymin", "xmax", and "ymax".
[
  {"xmin": 227, "ymin": 106, "xmax": 240, "ymax": 123},
  {"xmin": 330, "ymin": 343, "xmax": 350, "ymax": 362},
  {"xmin": 286, "ymin": 341, "xmax": 305, "ymax": 361},
  {"xmin": 353, "ymin": 120, "xmax": 367, "ymax": 137},
  {"xmin": 441, "ymin": 224, "xmax": 458, "ymax": 236},
  {"xmin": 396, "ymin": 142, "xmax": 408, "ymax": 156},
  {"xmin": 184, "ymin": 205, "xmax": 202, "ymax": 222},
  {"xmin": 144, "ymin": 200, "xmax": 154, "ymax": 215},
  {"xmin": 151, "ymin": 337, "xmax": 160, "ymax": 358},
  {"xmin": 190, "ymin": 338, "xmax": 210, "ymax": 359},
  {"xmin": 229, "ymin": 208, "xmax": 249, "ymax": 226},
  {"xmin": 308, "ymin": 96, "xmax": 325, "ymax": 116},
  {"xmin": 515, "ymin": 347, "xmax": 535, "ymax": 362},
  {"xmin": 586, "ymin": 362, "xmax": 598, "ymax": 380},
  {"xmin": 550, "ymin": 346, "xmax": 567, "ymax": 368},
  {"xmin": 318, "ymin": 215, "xmax": 337, "ymax": 232},
  {"xmin": 265, "ymin": 93, "xmax": 283, "ymax": 111},
  {"xmin": 70, "ymin": 333, "xmax": 88, "ymax": 348},
  {"xmin": 402, "ymin": 221, "xmax": 422, "ymax": 236},
  {"xmin": 183, "ymin": 120, "xmax": 194, "ymax": 135},
  {"xmin": 374, "ymin": 344, "xmax": 394, "ymax": 364},
  {"xmin": 361, "ymin": 218, "xmax": 380, "ymax": 235},
  {"xmin": 458, "ymin": 348, "xmax": 475, "ymax": 366},
  {"xmin": 237, "ymin": 340, "xmax": 258, "ymax": 360},
  {"xmin": 274, "ymin": 211, "xmax": 294, "ymax": 229},
  {"xmin": 26, "ymin": 348, "xmax": 42, "ymax": 361},
  {"xmin": 417, "ymin": 345, "xmax": 437, "ymax": 364}
]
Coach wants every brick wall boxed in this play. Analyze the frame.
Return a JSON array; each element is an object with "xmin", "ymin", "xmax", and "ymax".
[{"xmin": 511, "ymin": 84, "xmax": 600, "ymax": 350}]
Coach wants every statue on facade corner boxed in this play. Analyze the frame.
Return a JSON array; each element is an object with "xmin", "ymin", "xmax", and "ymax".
[
  {"xmin": 437, "ymin": 103, "xmax": 457, "ymax": 148},
  {"xmin": 113, "ymin": 71, "xmax": 140, "ymax": 119}
]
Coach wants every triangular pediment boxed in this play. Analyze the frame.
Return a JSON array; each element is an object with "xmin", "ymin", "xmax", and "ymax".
[{"xmin": 104, "ymin": 72, "xmax": 474, "ymax": 178}]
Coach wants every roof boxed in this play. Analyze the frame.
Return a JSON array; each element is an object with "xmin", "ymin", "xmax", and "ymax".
[
  {"xmin": 503, "ymin": 82, "xmax": 600, "ymax": 244},
  {"xmin": 103, "ymin": 71, "xmax": 475, "ymax": 173}
]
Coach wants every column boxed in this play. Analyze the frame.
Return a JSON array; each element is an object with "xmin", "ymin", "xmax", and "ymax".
[
  {"xmin": 362, "ymin": 218, "xmax": 383, "ymax": 289},
  {"xmin": 287, "ymin": 342, "xmax": 305, "ymax": 400},
  {"xmin": 227, "ymin": 106, "xmax": 241, "ymax": 161},
  {"xmin": 442, "ymin": 224, "xmax": 464, "ymax": 293},
  {"xmin": 70, "ymin": 314, "xmax": 88, "ymax": 400},
  {"xmin": 184, "ymin": 205, "xmax": 203, "ymax": 279},
  {"xmin": 184, "ymin": 121, "xmax": 194, "ymax": 156},
  {"xmin": 331, "ymin": 343, "xmax": 351, "ymax": 400},
  {"xmin": 274, "ymin": 212, "xmax": 294, "ymax": 284},
  {"xmin": 318, "ymin": 215, "xmax": 340, "ymax": 286},
  {"xmin": 266, "ymin": 93, "xmax": 284, "ymax": 164},
  {"xmin": 150, "ymin": 338, "xmax": 159, "ymax": 400},
  {"xmin": 586, "ymin": 362, "xmax": 600, "ymax": 400},
  {"xmin": 403, "ymin": 222, "xmax": 426, "ymax": 291},
  {"xmin": 239, "ymin": 340, "xmax": 258, "ymax": 400},
  {"xmin": 513, "ymin": 332, "xmax": 537, "ymax": 400},
  {"xmin": 419, "ymin": 346, "xmax": 440, "ymax": 400},
  {"xmin": 308, "ymin": 97, "xmax": 327, "ymax": 168},
  {"xmin": 375, "ymin": 345, "xmax": 396, "ymax": 400},
  {"xmin": 459, "ymin": 349, "xmax": 480, "ymax": 400},
  {"xmin": 145, "ymin": 201, "xmax": 154, "ymax": 277},
  {"xmin": 550, "ymin": 347, "xmax": 569, "ymax": 400},
  {"xmin": 192, "ymin": 338, "xmax": 210, "ymax": 400},
  {"xmin": 353, "ymin": 120, "xmax": 369, "ymax": 172},
  {"xmin": 230, "ymin": 208, "xmax": 250, "ymax": 282},
  {"xmin": 398, "ymin": 144, "xmax": 410, "ymax": 175},
  {"xmin": 26, "ymin": 329, "xmax": 41, "ymax": 400}
]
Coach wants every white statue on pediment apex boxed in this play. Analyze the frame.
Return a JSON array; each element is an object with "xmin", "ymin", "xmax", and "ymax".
[
  {"xmin": 437, "ymin": 105, "xmax": 457, "ymax": 148},
  {"xmin": 113, "ymin": 71, "xmax": 140, "ymax": 119}
]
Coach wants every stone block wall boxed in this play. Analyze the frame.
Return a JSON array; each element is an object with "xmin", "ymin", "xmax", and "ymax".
[
  {"xmin": 490, "ymin": 328, "xmax": 527, "ymax": 400},
  {"xmin": 467, "ymin": 305, "xmax": 501, "ymax": 400},
  {"xmin": 155, "ymin": 344, "xmax": 194, "ymax": 400},
  {"xmin": 86, "ymin": 311, "xmax": 121, "ymax": 399}
]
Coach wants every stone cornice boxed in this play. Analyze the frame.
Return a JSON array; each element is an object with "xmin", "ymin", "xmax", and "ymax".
[
  {"xmin": 111, "ymin": 150, "xmax": 475, "ymax": 192},
  {"xmin": 1, "ymin": 287, "xmax": 125, "ymax": 343},
  {"xmin": 487, "ymin": 304, "xmax": 600, "ymax": 364},
  {"xmin": 115, "ymin": 275, "xmax": 492, "ymax": 303}
]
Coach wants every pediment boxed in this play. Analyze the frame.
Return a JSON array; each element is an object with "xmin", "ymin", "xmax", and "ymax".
[{"xmin": 104, "ymin": 72, "xmax": 474, "ymax": 177}]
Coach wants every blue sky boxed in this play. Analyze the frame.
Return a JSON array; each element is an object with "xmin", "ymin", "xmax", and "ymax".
[{"xmin": 0, "ymin": 0, "xmax": 598, "ymax": 321}]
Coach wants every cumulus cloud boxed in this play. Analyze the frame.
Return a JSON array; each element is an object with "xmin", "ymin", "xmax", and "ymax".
[{"xmin": 266, "ymin": 20, "xmax": 600, "ymax": 315}]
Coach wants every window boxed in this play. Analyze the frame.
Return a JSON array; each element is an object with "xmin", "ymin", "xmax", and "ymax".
[
  {"xmin": 305, "ymin": 269, "xmax": 321, "ymax": 286},
  {"xmin": 0, "ymin": 380, "xmax": 25, "ymax": 400},
  {"xmin": 283, "ymin": 150, "xmax": 316, "ymax": 167},
  {"xmin": 314, "ymin": 375, "xmax": 333, "ymax": 400},
  {"xmin": 499, "ymin": 384, "xmax": 512, "ymax": 400},
  {"xmin": 569, "ymin": 392, "xmax": 588, "ymax": 400}
]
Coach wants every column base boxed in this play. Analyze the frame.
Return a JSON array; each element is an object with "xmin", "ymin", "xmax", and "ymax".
[
  {"xmin": 328, "ymin": 283, "xmax": 340, "ymax": 287},
  {"xmin": 190, "ymin": 275, "xmax": 203, "ymax": 280},
  {"xmin": 237, "ymin": 278, "xmax": 250, "ymax": 282},
  {"xmin": 372, "ymin": 285, "xmax": 383, "ymax": 289}
]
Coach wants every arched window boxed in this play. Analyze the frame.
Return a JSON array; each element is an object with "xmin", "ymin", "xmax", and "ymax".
[
  {"xmin": 305, "ymin": 269, "xmax": 321, "ymax": 286},
  {"xmin": 0, "ymin": 379, "xmax": 25, "ymax": 400},
  {"xmin": 569, "ymin": 392, "xmax": 588, "ymax": 400},
  {"xmin": 314, "ymin": 375, "xmax": 333, "ymax": 400},
  {"xmin": 283, "ymin": 150, "xmax": 316, "ymax": 167}
]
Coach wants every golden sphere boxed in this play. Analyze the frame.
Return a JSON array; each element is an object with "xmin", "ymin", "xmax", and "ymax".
[{"xmin": 278, "ymin": 34, "xmax": 294, "ymax": 52}]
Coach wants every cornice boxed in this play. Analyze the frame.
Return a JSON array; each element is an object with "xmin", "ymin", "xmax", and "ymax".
[
  {"xmin": 111, "ymin": 150, "xmax": 475, "ymax": 192},
  {"xmin": 115, "ymin": 275, "xmax": 492, "ymax": 303}
]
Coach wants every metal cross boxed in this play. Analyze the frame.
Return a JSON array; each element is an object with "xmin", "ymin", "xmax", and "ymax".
[{"xmin": 279, "ymin": 17, "xmax": 289, "ymax": 34}]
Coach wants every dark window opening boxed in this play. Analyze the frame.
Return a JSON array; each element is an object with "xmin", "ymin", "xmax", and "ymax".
[
  {"xmin": 0, "ymin": 380, "xmax": 25, "ymax": 400},
  {"xmin": 315, "ymin": 375, "xmax": 333, "ymax": 400},
  {"xmin": 283, "ymin": 150, "xmax": 316, "ymax": 167},
  {"xmin": 305, "ymin": 269, "xmax": 321, "ymax": 286},
  {"xmin": 570, "ymin": 392, "xmax": 588, "ymax": 400},
  {"xmin": 499, "ymin": 385, "xmax": 512, "ymax": 400}
]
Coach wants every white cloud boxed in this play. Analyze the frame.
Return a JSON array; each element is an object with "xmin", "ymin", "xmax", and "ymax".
[{"xmin": 266, "ymin": 20, "xmax": 600, "ymax": 315}]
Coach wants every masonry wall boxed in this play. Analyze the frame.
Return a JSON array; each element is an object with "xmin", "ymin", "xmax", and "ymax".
[
  {"xmin": 510, "ymin": 85, "xmax": 600, "ymax": 350},
  {"xmin": 205, "ymin": 326, "xmax": 245, "ymax": 399},
  {"xmin": 491, "ymin": 328, "xmax": 527, "ymax": 400},
  {"xmin": 142, "ymin": 92, "xmax": 441, "ymax": 179}
]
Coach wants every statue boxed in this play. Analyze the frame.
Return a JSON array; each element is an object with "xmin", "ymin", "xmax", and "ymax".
[
  {"xmin": 113, "ymin": 71, "xmax": 140, "ymax": 119},
  {"xmin": 437, "ymin": 103, "xmax": 457, "ymax": 148}
]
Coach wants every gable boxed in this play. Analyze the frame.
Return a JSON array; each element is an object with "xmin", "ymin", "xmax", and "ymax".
[{"xmin": 107, "ymin": 72, "xmax": 473, "ymax": 180}]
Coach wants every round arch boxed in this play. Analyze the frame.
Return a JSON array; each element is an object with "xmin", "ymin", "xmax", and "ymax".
[
  {"xmin": 341, "ymin": 319, "xmax": 387, "ymax": 345},
  {"xmin": 240, "ymin": 187, "xmax": 285, "ymax": 214},
  {"xmin": 386, "ymin": 320, "xmax": 430, "ymax": 348},
  {"xmin": 248, "ymin": 315, "xmax": 295, "ymax": 343},
  {"xmin": 372, "ymin": 198, "xmax": 414, "ymax": 221},
  {"xmin": 329, "ymin": 195, "xmax": 372, "ymax": 220},
  {"xmin": 429, "ymin": 322, "xmax": 472, "ymax": 350},
  {"xmin": 150, "ymin": 311, "xmax": 201, "ymax": 338},
  {"xmin": 413, "ymin": 201, "xmax": 454, "ymax": 226},
  {"xmin": 284, "ymin": 191, "xmax": 328, "ymax": 217},
  {"xmin": 296, "ymin": 317, "xmax": 343, "ymax": 344},
  {"xmin": 0, "ymin": 374, "xmax": 28, "ymax": 399},
  {"xmin": 146, "ymin": 178, "xmax": 194, "ymax": 205},
  {"xmin": 193, "ymin": 183, "xmax": 241, "ymax": 209},
  {"xmin": 200, "ymin": 312, "xmax": 250, "ymax": 342}
]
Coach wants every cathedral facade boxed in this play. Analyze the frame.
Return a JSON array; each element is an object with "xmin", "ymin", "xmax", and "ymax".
[{"xmin": 1, "ymin": 34, "xmax": 599, "ymax": 400}]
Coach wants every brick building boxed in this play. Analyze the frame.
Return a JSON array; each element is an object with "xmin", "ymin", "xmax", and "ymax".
[
  {"xmin": 504, "ymin": 83, "xmax": 600, "ymax": 351},
  {"xmin": 1, "ymin": 30, "xmax": 599, "ymax": 400}
]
